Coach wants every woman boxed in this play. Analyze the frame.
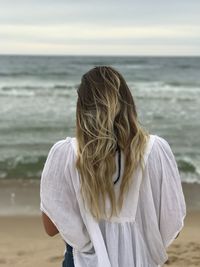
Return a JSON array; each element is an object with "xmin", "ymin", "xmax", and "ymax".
[{"xmin": 40, "ymin": 66, "xmax": 186, "ymax": 267}]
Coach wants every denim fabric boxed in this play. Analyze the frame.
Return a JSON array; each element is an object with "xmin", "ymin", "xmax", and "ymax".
[{"xmin": 62, "ymin": 243, "xmax": 75, "ymax": 267}]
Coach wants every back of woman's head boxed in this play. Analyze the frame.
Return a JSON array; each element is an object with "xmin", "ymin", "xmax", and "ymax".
[{"xmin": 76, "ymin": 66, "xmax": 149, "ymax": 222}]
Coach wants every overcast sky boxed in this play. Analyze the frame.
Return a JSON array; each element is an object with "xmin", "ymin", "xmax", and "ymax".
[{"xmin": 0, "ymin": 0, "xmax": 199, "ymax": 55}]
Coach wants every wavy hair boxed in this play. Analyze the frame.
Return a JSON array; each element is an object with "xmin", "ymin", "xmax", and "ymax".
[{"xmin": 75, "ymin": 66, "xmax": 149, "ymax": 222}]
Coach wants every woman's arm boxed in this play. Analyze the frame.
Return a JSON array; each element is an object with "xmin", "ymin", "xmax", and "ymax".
[
  {"xmin": 175, "ymin": 232, "xmax": 180, "ymax": 239},
  {"xmin": 42, "ymin": 212, "xmax": 59, "ymax": 236}
]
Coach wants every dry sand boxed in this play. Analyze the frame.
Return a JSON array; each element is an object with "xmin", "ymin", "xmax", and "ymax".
[
  {"xmin": 0, "ymin": 211, "xmax": 199, "ymax": 267},
  {"xmin": 0, "ymin": 180, "xmax": 200, "ymax": 266},
  {"xmin": 0, "ymin": 216, "xmax": 64, "ymax": 267}
]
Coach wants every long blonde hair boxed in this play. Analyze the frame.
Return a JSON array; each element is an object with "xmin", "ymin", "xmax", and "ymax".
[{"xmin": 75, "ymin": 66, "xmax": 149, "ymax": 222}]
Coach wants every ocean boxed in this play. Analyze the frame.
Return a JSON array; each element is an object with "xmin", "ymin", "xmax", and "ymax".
[{"xmin": 0, "ymin": 55, "xmax": 200, "ymax": 184}]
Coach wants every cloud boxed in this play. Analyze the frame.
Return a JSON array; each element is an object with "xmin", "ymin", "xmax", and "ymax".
[
  {"xmin": 0, "ymin": 24, "xmax": 199, "ymax": 41},
  {"xmin": 0, "ymin": 0, "xmax": 200, "ymax": 26},
  {"xmin": 1, "ymin": 41, "xmax": 198, "ymax": 56},
  {"xmin": 0, "ymin": 0, "xmax": 199, "ymax": 55}
]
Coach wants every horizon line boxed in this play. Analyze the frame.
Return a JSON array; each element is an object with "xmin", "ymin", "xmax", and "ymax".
[{"xmin": 0, "ymin": 54, "xmax": 200, "ymax": 57}]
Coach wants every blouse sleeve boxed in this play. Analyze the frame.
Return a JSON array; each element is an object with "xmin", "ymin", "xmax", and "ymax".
[
  {"xmin": 148, "ymin": 135, "xmax": 186, "ymax": 248},
  {"xmin": 40, "ymin": 138, "xmax": 91, "ymax": 251}
]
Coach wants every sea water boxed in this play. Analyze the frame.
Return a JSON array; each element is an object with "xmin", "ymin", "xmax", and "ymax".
[{"xmin": 0, "ymin": 55, "xmax": 199, "ymax": 183}]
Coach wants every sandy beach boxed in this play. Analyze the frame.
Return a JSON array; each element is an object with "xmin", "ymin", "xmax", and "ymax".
[
  {"xmin": 0, "ymin": 180, "xmax": 200, "ymax": 267},
  {"xmin": 0, "ymin": 212, "xmax": 200, "ymax": 267}
]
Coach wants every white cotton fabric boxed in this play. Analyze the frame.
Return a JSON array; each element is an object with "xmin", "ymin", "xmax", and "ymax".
[{"xmin": 40, "ymin": 134, "xmax": 186, "ymax": 267}]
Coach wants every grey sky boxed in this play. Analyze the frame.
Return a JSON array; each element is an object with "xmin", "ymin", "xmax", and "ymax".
[{"xmin": 0, "ymin": 0, "xmax": 199, "ymax": 55}]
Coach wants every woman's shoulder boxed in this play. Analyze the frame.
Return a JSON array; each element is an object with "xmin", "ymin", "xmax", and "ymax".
[
  {"xmin": 149, "ymin": 134, "xmax": 172, "ymax": 153},
  {"xmin": 149, "ymin": 133, "xmax": 169, "ymax": 143},
  {"xmin": 51, "ymin": 136, "xmax": 73, "ymax": 148},
  {"xmin": 46, "ymin": 136, "xmax": 74, "ymax": 159},
  {"xmin": 42, "ymin": 137, "xmax": 76, "ymax": 179},
  {"xmin": 147, "ymin": 134, "xmax": 176, "ymax": 168},
  {"xmin": 142, "ymin": 134, "xmax": 169, "ymax": 163}
]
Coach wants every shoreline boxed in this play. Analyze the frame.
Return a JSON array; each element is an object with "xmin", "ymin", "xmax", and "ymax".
[{"xmin": 0, "ymin": 179, "xmax": 199, "ymax": 216}]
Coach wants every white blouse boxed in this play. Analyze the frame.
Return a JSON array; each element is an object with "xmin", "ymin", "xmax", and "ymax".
[{"xmin": 40, "ymin": 134, "xmax": 186, "ymax": 267}]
